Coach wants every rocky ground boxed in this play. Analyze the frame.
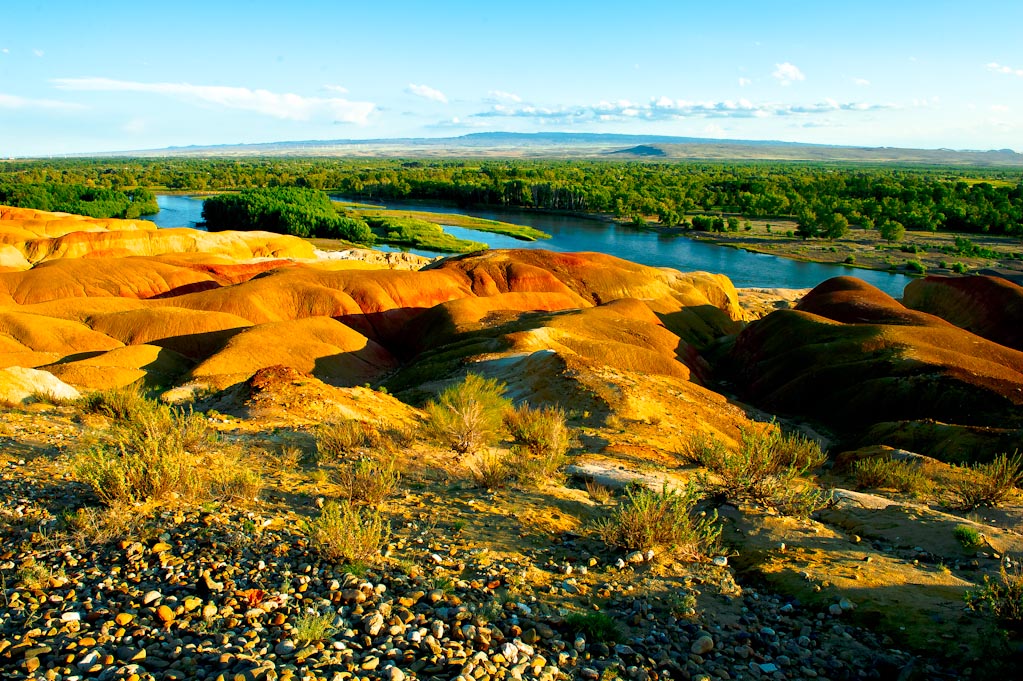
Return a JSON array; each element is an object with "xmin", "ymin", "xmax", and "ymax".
[{"xmin": 0, "ymin": 400, "xmax": 1005, "ymax": 681}]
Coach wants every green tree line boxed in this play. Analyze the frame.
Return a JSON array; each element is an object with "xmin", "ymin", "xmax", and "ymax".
[
  {"xmin": 202, "ymin": 187, "xmax": 374, "ymax": 242},
  {"xmin": 0, "ymin": 180, "xmax": 158, "ymax": 219},
  {"xmin": 1, "ymin": 158, "xmax": 1021, "ymax": 237}
]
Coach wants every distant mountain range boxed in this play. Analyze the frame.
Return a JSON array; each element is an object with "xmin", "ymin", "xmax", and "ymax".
[{"xmin": 100, "ymin": 132, "xmax": 1023, "ymax": 166}]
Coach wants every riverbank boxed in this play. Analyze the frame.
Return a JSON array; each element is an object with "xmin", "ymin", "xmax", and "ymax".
[{"xmin": 664, "ymin": 217, "xmax": 1023, "ymax": 282}]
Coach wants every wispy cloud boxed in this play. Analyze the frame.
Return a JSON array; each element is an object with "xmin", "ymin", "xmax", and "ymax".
[
  {"xmin": 853, "ymin": 78, "xmax": 871, "ymax": 86},
  {"xmin": 32, "ymin": 49, "xmax": 44, "ymax": 58},
  {"xmin": 987, "ymin": 62, "xmax": 1023, "ymax": 77},
  {"xmin": 323, "ymin": 84, "xmax": 349, "ymax": 94},
  {"xmin": 470, "ymin": 96, "xmax": 892, "ymax": 125},
  {"xmin": 738, "ymin": 77, "xmax": 752, "ymax": 87},
  {"xmin": 488, "ymin": 90, "xmax": 522, "ymax": 103},
  {"xmin": 0, "ymin": 92, "xmax": 84, "ymax": 111},
  {"xmin": 406, "ymin": 83, "xmax": 448, "ymax": 103},
  {"xmin": 772, "ymin": 62, "xmax": 805, "ymax": 86},
  {"xmin": 51, "ymin": 77, "xmax": 375, "ymax": 123},
  {"xmin": 1, "ymin": 48, "xmax": 9, "ymax": 55}
]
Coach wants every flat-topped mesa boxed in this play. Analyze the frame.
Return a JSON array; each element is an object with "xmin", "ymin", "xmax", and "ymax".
[{"xmin": 903, "ymin": 274, "xmax": 1023, "ymax": 351}]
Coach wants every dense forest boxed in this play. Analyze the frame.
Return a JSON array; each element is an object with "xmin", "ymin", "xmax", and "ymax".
[
  {"xmin": 0, "ymin": 179, "xmax": 158, "ymax": 219},
  {"xmin": 1, "ymin": 158, "xmax": 1022, "ymax": 238},
  {"xmin": 202, "ymin": 187, "xmax": 374, "ymax": 242}
]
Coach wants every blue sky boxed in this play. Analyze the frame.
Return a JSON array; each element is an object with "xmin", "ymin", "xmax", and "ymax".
[{"xmin": 2, "ymin": 0, "xmax": 1022, "ymax": 156}]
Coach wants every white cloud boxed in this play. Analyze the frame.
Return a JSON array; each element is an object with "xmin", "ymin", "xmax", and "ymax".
[
  {"xmin": 738, "ymin": 77, "xmax": 752, "ymax": 87},
  {"xmin": 772, "ymin": 62, "xmax": 805, "ymax": 86},
  {"xmin": 323, "ymin": 84, "xmax": 349, "ymax": 94},
  {"xmin": 33, "ymin": 49, "xmax": 44, "ymax": 57},
  {"xmin": 0, "ymin": 92, "xmax": 84, "ymax": 111},
  {"xmin": 471, "ymin": 95, "xmax": 893, "ymax": 124},
  {"xmin": 51, "ymin": 77, "xmax": 375, "ymax": 123},
  {"xmin": 123, "ymin": 118, "xmax": 147, "ymax": 134},
  {"xmin": 406, "ymin": 83, "xmax": 448, "ymax": 103},
  {"xmin": 854, "ymin": 78, "xmax": 871, "ymax": 86},
  {"xmin": 1, "ymin": 48, "xmax": 9, "ymax": 55},
  {"xmin": 987, "ymin": 62, "xmax": 1023, "ymax": 77},
  {"xmin": 991, "ymin": 104, "xmax": 1010, "ymax": 112},
  {"xmin": 488, "ymin": 90, "xmax": 522, "ymax": 103}
]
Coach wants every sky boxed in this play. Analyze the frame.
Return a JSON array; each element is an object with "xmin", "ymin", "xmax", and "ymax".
[{"xmin": 2, "ymin": 0, "xmax": 1022, "ymax": 156}]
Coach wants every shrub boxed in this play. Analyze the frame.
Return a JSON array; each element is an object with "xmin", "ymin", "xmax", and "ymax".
[
  {"xmin": 906, "ymin": 259, "xmax": 926, "ymax": 274},
  {"xmin": 954, "ymin": 524, "xmax": 983, "ymax": 550},
  {"xmin": 81, "ymin": 385, "xmax": 152, "ymax": 421},
  {"xmin": 950, "ymin": 452, "xmax": 1023, "ymax": 510},
  {"xmin": 73, "ymin": 400, "xmax": 260, "ymax": 505},
  {"xmin": 506, "ymin": 403, "xmax": 571, "ymax": 487},
  {"xmin": 332, "ymin": 456, "xmax": 401, "ymax": 506},
  {"xmin": 565, "ymin": 611, "xmax": 623, "ymax": 643},
  {"xmin": 464, "ymin": 449, "xmax": 514, "ymax": 489},
  {"xmin": 966, "ymin": 563, "xmax": 1023, "ymax": 624},
  {"xmin": 316, "ymin": 420, "xmax": 375, "ymax": 461},
  {"xmin": 62, "ymin": 501, "xmax": 141, "ymax": 547},
  {"xmin": 594, "ymin": 483, "xmax": 721, "ymax": 559},
  {"xmin": 291, "ymin": 610, "xmax": 338, "ymax": 647},
  {"xmin": 424, "ymin": 374, "xmax": 511, "ymax": 454},
  {"xmin": 586, "ymin": 479, "xmax": 613, "ymax": 504},
  {"xmin": 680, "ymin": 425, "xmax": 827, "ymax": 509},
  {"xmin": 853, "ymin": 457, "xmax": 928, "ymax": 494},
  {"xmin": 304, "ymin": 501, "xmax": 390, "ymax": 564}
]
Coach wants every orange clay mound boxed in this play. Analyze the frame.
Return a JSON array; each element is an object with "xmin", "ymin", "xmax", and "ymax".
[
  {"xmin": 729, "ymin": 277, "xmax": 1023, "ymax": 453},
  {"xmin": 43, "ymin": 344, "xmax": 192, "ymax": 390},
  {"xmin": 189, "ymin": 316, "xmax": 398, "ymax": 389},
  {"xmin": 0, "ymin": 311, "xmax": 122, "ymax": 355},
  {"xmin": 88, "ymin": 307, "xmax": 252, "ymax": 360},
  {"xmin": 903, "ymin": 274, "xmax": 1023, "ymax": 351}
]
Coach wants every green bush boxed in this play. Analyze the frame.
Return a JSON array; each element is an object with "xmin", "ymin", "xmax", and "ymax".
[
  {"xmin": 681, "ymin": 425, "xmax": 827, "ymax": 508},
  {"xmin": 332, "ymin": 456, "xmax": 401, "ymax": 506},
  {"xmin": 506, "ymin": 403, "xmax": 570, "ymax": 487},
  {"xmin": 905, "ymin": 259, "xmax": 926, "ymax": 274},
  {"xmin": 565, "ymin": 612, "xmax": 623, "ymax": 643},
  {"xmin": 950, "ymin": 452, "xmax": 1023, "ymax": 510},
  {"xmin": 594, "ymin": 483, "xmax": 721, "ymax": 559},
  {"xmin": 316, "ymin": 420, "xmax": 375, "ymax": 461},
  {"xmin": 82, "ymin": 385, "xmax": 152, "ymax": 421},
  {"xmin": 424, "ymin": 374, "xmax": 511, "ymax": 454},
  {"xmin": 853, "ymin": 457, "xmax": 928, "ymax": 494},
  {"xmin": 304, "ymin": 501, "xmax": 390, "ymax": 564},
  {"xmin": 954, "ymin": 524, "xmax": 982, "ymax": 550},
  {"xmin": 966, "ymin": 563, "xmax": 1023, "ymax": 624}
]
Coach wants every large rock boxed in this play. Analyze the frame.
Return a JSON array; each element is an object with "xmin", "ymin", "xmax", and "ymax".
[{"xmin": 0, "ymin": 366, "xmax": 80, "ymax": 404}]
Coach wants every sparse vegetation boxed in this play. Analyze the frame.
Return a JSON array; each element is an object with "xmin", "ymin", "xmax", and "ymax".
[
  {"xmin": 291, "ymin": 610, "xmax": 338, "ymax": 647},
  {"xmin": 586, "ymin": 478, "xmax": 613, "ymax": 504},
  {"xmin": 595, "ymin": 483, "xmax": 722, "ymax": 559},
  {"xmin": 506, "ymin": 403, "xmax": 571, "ymax": 487},
  {"xmin": 304, "ymin": 501, "xmax": 390, "ymax": 564},
  {"xmin": 331, "ymin": 456, "xmax": 401, "ymax": 506},
  {"xmin": 949, "ymin": 451, "xmax": 1023, "ymax": 510},
  {"xmin": 853, "ymin": 456, "xmax": 929, "ymax": 494},
  {"xmin": 954, "ymin": 524, "xmax": 983, "ymax": 550},
  {"xmin": 680, "ymin": 425, "xmax": 827, "ymax": 511},
  {"xmin": 316, "ymin": 420, "xmax": 376, "ymax": 461},
  {"xmin": 73, "ymin": 398, "xmax": 261, "ymax": 505},
  {"xmin": 424, "ymin": 374, "xmax": 511, "ymax": 454},
  {"xmin": 966, "ymin": 562, "xmax": 1023, "ymax": 624},
  {"xmin": 62, "ymin": 501, "xmax": 142, "ymax": 546},
  {"xmin": 81, "ymin": 384, "xmax": 152, "ymax": 421},
  {"xmin": 463, "ymin": 449, "xmax": 514, "ymax": 489},
  {"xmin": 565, "ymin": 611, "xmax": 623, "ymax": 643}
]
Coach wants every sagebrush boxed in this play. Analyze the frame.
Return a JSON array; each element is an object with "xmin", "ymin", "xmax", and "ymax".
[
  {"xmin": 853, "ymin": 456, "xmax": 929, "ymax": 494},
  {"xmin": 424, "ymin": 374, "xmax": 510, "ymax": 454},
  {"xmin": 304, "ymin": 501, "xmax": 390, "ymax": 564},
  {"xmin": 950, "ymin": 452, "xmax": 1022, "ymax": 510}
]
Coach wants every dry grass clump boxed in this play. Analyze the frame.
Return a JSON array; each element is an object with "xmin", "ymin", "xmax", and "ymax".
[
  {"xmin": 586, "ymin": 479, "xmax": 613, "ymax": 505},
  {"xmin": 424, "ymin": 374, "xmax": 510, "ymax": 454},
  {"xmin": 81, "ymin": 384, "xmax": 152, "ymax": 421},
  {"xmin": 304, "ymin": 501, "xmax": 390, "ymax": 565},
  {"xmin": 464, "ymin": 449, "xmax": 514, "ymax": 489},
  {"xmin": 853, "ymin": 456, "xmax": 930, "ymax": 494},
  {"xmin": 680, "ymin": 425, "xmax": 828, "ymax": 515},
  {"xmin": 594, "ymin": 483, "xmax": 722, "ymax": 560},
  {"xmin": 291, "ymin": 610, "xmax": 338, "ymax": 647},
  {"xmin": 62, "ymin": 501, "xmax": 143, "ymax": 546},
  {"xmin": 73, "ymin": 397, "xmax": 261, "ymax": 505},
  {"xmin": 949, "ymin": 451, "xmax": 1023, "ymax": 510},
  {"xmin": 506, "ymin": 403, "xmax": 571, "ymax": 488},
  {"xmin": 332, "ymin": 456, "xmax": 401, "ymax": 506},
  {"xmin": 316, "ymin": 419, "xmax": 378, "ymax": 461}
]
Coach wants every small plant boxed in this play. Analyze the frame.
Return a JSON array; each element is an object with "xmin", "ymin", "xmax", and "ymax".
[
  {"xmin": 594, "ymin": 483, "xmax": 721, "ymax": 560},
  {"xmin": 382, "ymin": 423, "xmax": 417, "ymax": 449},
  {"xmin": 954, "ymin": 524, "xmax": 983, "ymax": 550},
  {"xmin": 565, "ymin": 611, "xmax": 623, "ymax": 644},
  {"xmin": 424, "ymin": 374, "xmax": 511, "ymax": 454},
  {"xmin": 506, "ymin": 404, "xmax": 571, "ymax": 488},
  {"xmin": 665, "ymin": 590, "xmax": 698, "ymax": 619},
  {"xmin": 680, "ymin": 425, "xmax": 827, "ymax": 511},
  {"xmin": 304, "ymin": 501, "xmax": 390, "ymax": 564},
  {"xmin": 464, "ymin": 449, "xmax": 513, "ymax": 489},
  {"xmin": 81, "ymin": 384, "xmax": 151, "ymax": 421},
  {"xmin": 17, "ymin": 562, "xmax": 56, "ymax": 590},
  {"xmin": 586, "ymin": 479, "xmax": 613, "ymax": 505},
  {"xmin": 332, "ymin": 456, "xmax": 401, "ymax": 506},
  {"xmin": 316, "ymin": 420, "xmax": 373, "ymax": 461},
  {"xmin": 950, "ymin": 451, "xmax": 1023, "ymax": 510},
  {"xmin": 62, "ymin": 501, "xmax": 141, "ymax": 547},
  {"xmin": 853, "ymin": 457, "xmax": 928, "ymax": 494},
  {"xmin": 276, "ymin": 445, "xmax": 304, "ymax": 469},
  {"xmin": 905, "ymin": 259, "xmax": 926, "ymax": 274},
  {"xmin": 952, "ymin": 262, "xmax": 969, "ymax": 274},
  {"xmin": 292, "ymin": 610, "xmax": 337, "ymax": 647},
  {"xmin": 966, "ymin": 562, "xmax": 1023, "ymax": 624}
]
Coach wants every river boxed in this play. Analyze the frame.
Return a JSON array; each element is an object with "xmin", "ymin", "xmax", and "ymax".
[{"xmin": 153, "ymin": 194, "xmax": 913, "ymax": 296}]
